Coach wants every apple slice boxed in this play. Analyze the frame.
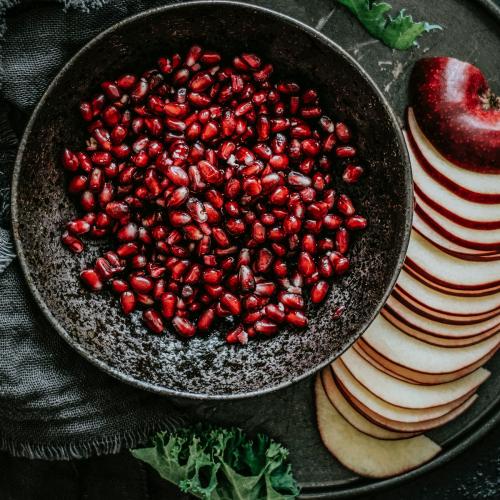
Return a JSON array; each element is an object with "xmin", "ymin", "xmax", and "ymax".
[
  {"xmin": 339, "ymin": 348, "xmax": 490, "ymax": 408},
  {"xmin": 315, "ymin": 376, "xmax": 441, "ymax": 478},
  {"xmin": 415, "ymin": 194, "xmax": 500, "ymax": 251},
  {"xmin": 358, "ymin": 336, "xmax": 497, "ymax": 385},
  {"xmin": 362, "ymin": 313, "xmax": 499, "ymax": 376},
  {"xmin": 413, "ymin": 208, "xmax": 500, "ymax": 261},
  {"xmin": 396, "ymin": 269, "xmax": 500, "ymax": 319},
  {"xmin": 407, "ymin": 138, "xmax": 500, "ymax": 230},
  {"xmin": 332, "ymin": 358, "xmax": 480, "ymax": 420},
  {"xmin": 320, "ymin": 367, "xmax": 417, "ymax": 440},
  {"xmin": 385, "ymin": 295, "xmax": 500, "ymax": 336},
  {"xmin": 406, "ymin": 108, "xmax": 500, "ymax": 202},
  {"xmin": 404, "ymin": 263, "xmax": 500, "ymax": 297},
  {"xmin": 410, "ymin": 57, "xmax": 500, "ymax": 173},
  {"xmin": 381, "ymin": 308, "xmax": 499, "ymax": 348},
  {"xmin": 406, "ymin": 230, "xmax": 500, "ymax": 291},
  {"xmin": 337, "ymin": 373, "xmax": 479, "ymax": 433},
  {"xmin": 353, "ymin": 344, "xmax": 420, "ymax": 383}
]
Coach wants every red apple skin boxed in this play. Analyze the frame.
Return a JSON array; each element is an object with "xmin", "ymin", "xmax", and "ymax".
[{"xmin": 410, "ymin": 57, "xmax": 500, "ymax": 173}]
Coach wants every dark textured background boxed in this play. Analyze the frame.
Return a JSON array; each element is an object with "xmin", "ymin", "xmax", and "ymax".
[{"xmin": 0, "ymin": 0, "xmax": 499, "ymax": 498}]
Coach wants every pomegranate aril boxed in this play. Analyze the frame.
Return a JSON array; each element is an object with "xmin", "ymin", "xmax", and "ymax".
[
  {"xmin": 343, "ymin": 164, "xmax": 364, "ymax": 184},
  {"xmin": 337, "ymin": 194, "xmax": 355, "ymax": 216},
  {"xmin": 286, "ymin": 311, "xmax": 308, "ymax": 328},
  {"xmin": 130, "ymin": 275, "xmax": 153, "ymax": 293},
  {"xmin": 80, "ymin": 269, "xmax": 103, "ymax": 291},
  {"xmin": 143, "ymin": 309, "xmax": 164, "ymax": 334},
  {"xmin": 120, "ymin": 291, "xmax": 136, "ymax": 314},
  {"xmin": 345, "ymin": 215, "xmax": 367, "ymax": 230},
  {"xmin": 279, "ymin": 292, "xmax": 304, "ymax": 310},
  {"xmin": 311, "ymin": 281, "xmax": 329, "ymax": 303},
  {"xmin": 255, "ymin": 319, "xmax": 278, "ymax": 335},
  {"xmin": 61, "ymin": 231, "xmax": 84, "ymax": 253}
]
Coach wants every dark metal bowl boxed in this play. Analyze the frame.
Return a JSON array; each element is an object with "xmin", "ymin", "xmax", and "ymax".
[{"xmin": 11, "ymin": 0, "xmax": 412, "ymax": 399}]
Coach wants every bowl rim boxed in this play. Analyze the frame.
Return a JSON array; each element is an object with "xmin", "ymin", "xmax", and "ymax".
[{"xmin": 11, "ymin": 0, "xmax": 413, "ymax": 400}]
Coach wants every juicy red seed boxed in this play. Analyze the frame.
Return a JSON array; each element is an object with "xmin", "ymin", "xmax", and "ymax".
[
  {"xmin": 298, "ymin": 251, "xmax": 315, "ymax": 276},
  {"xmin": 286, "ymin": 311, "xmax": 308, "ymax": 328},
  {"xmin": 120, "ymin": 291, "xmax": 136, "ymax": 314},
  {"xmin": 220, "ymin": 292, "xmax": 241, "ymax": 315},
  {"xmin": 335, "ymin": 227, "xmax": 350, "ymax": 254},
  {"xmin": 80, "ymin": 269, "xmax": 103, "ymax": 291},
  {"xmin": 265, "ymin": 303, "xmax": 285, "ymax": 323},
  {"xmin": 311, "ymin": 281, "xmax": 329, "ymax": 303},
  {"xmin": 343, "ymin": 164, "xmax": 364, "ymax": 184},
  {"xmin": 105, "ymin": 201, "xmax": 129, "ymax": 219},
  {"xmin": 130, "ymin": 275, "xmax": 154, "ymax": 293},
  {"xmin": 61, "ymin": 231, "xmax": 84, "ymax": 253},
  {"xmin": 279, "ymin": 292, "xmax": 304, "ymax": 310},
  {"xmin": 335, "ymin": 146, "xmax": 356, "ymax": 158},
  {"xmin": 238, "ymin": 265, "xmax": 255, "ymax": 292},
  {"xmin": 288, "ymin": 171, "xmax": 311, "ymax": 188},
  {"xmin": 62, "ymin": 149, "xmax": 79, "ymax": 172},
  {"xmin": 143, "ymin": 309, "xmax": 164, "ymax": 334},
  {"xmin": 335, "ymin": 122, "xmax": 351, "ymax": 142},
  {"xmin": 337, "ymin": 194, "xmax": 355, "ymax": 216},
  {"xmin": 160, "ymin": 292, "xmax": 177, "ymax": 319},
  {"xmin": 345, "ymin": 215, "xmax": 367, "ymax": 230},
  {"xmin": 323, "ymin": 214, "xmax": 342, "ymax": 230},
  {"xmin": 335, "ymin": 256, "xmax": 350, "ymax": 275},
  {"xmin": 198, "ymin": 307, "xmax": 216, "ymax": 331},
  {"xmin": 67, "ymin": 219, "xmax": 90, "ymax": 235}
]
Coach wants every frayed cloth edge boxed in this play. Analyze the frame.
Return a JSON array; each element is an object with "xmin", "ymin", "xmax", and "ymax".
[{"xmin": 0, "ymin": 413, "xmax": 185, "ymax": 460}]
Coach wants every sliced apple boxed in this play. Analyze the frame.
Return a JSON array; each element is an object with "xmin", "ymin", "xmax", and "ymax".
[
  {"xmin": 338, "ymin": 374, "xmax": 479, "ymax": 433},
  {"xmin": 381, "ymin": 308, "xmax": 499, "ymax": 348},
  {"xmin": 396, "ymin": 268, "xmax": 500, "ymax": 318},
  {"xmin": 315, "ymin": 376, "xmax": 442, "ymax": 478},
  {"xmin": 415, "ymin": 194, "xmax": 500, "ymax": 251},
  {"xmin": 353, "ymin": 344, "xmax": 420, "ymax": 383},
  {"xmin": 320, "ymin": 367, "xmax": 417, "ymax": 440},
  {"xmin": 413, "ymin": 208, "xmax": 500, "ymax": 261},
  {"xmin": 404, "ymin": 263, "xmax": 499, "ymax": 297},
  {"xmin": 332, "ymin": 358, "xmax": 478, "ymax": 421},
  {"xmin": 407, "ymin": 108, "xmax": 500, "ymax": 201},
  {"xmin": 362, "ymin": 313, "xmax": 499, "ymax": 375},
  {"xmin": 406, "ymin": 131, "xmax": 500, "ymax": 230},
  {"xmin": 358, "ymin": 336, "xmax": 497, "ymax": 384},
  {"xmin": 339, "ymin": 348, "xmax": 490, "ymax": 409},
  {"xmin": 406, "ymin": 230, "xmax": 500, "ymax": 291},
  {"xmin": 385, "ymin": 295, "xmax": 500, "ymax": 336}
]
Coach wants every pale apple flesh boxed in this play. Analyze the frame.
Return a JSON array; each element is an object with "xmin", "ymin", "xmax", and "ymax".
[
  {"xmin": 315, "ymin": 376, "xmax": 442, "ymax": 479},
  {"xmin": 320, "ymin": 367, "xmax": 417, "ymax": 440},
  {"xmin": 406, "ymin": 107, "xmax": 500, "ymax": 200},
  {"xmin": 412, "ymin": 210, "xmax": 499, "ymax": 261},
  {"xmin": 410, "ymin": 57, "xmax": 500, "ymax": 172},
  {"xmin": 406, "ymin": 230, "xmax": 500, "ymax": 291},
  {"xmin": 339, "ymin": 348, "xmax": 490, "ymax": 409}
]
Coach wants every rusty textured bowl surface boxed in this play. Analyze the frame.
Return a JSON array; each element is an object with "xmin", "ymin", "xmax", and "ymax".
[{"xmin": 11, "ymin": 1, "xmax": 412, "ymax": 399}]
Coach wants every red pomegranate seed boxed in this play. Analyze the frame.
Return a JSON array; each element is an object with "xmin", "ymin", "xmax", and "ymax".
[
  {"xmin": 298, "ymin": 251, "xmax": 315, "ymax": 276},
  {"xmin": 255, "ymin": 319, "xmax": 278, "ymax": 335},
  {"xmin": 61, "ymin": 231, "xmax": 84, "ymax": 253},
  {"xmin": 345, "ymin": 215, "xmax": 367, "ymax": 230},
  {"xmin": 129, "ymin": 275, "xmax": 153, "ymax": 293},
  {"xmin": 343, "ymin": 164, "xmax": 364, "ymax": 184},
  {"xmin": 311, "ymin": 281, "xmax": 329, "ymax": 303},
  {"xmin": 337, "ymin": 194, "xmax": 355, "ymax": 216},
  {"xmin": 286, "ymin": 310, "xmax": 308, "ymax": 328},
  {"xmin": 80, "ymin": 269, "xmax": 103, "ymax": 291},
  {"xmin": 120, "ymin": 291, "xmax": 136, "ymax": 314}
]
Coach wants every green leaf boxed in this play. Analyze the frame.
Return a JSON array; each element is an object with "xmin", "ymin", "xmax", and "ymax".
[
  {"xmin": 337, "ymin": 0, "xmax": 442, "ymax": 50},
  {"xmin": 131, "ymin": 425, "xmax": 300, "ymax": 500}
]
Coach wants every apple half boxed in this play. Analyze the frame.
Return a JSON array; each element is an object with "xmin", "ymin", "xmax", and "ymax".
[
  {"xmin": 410, "ymin": 57, "xmax": 500, "ymax": 173},
  {"xmin": 412, "ymin": 210, "xmax": 499, "ymax": 261},
  {"xmin": 406, "ymin": 230, "xmax": 500, "ymax": 292},
  {"xmin": 320, "ymin": 367, "xmax": 417, "ymax": 440},
  {"xmin": 315, "ymin": 376, "xmax": 442, "ymax": 478},
  {"xmin": 339, "ymin": 348, "xmax": 489, "ymax": 409},
  {"xmin": 406, "ymin": 107, "xmax": 500, "ymax": 202}
]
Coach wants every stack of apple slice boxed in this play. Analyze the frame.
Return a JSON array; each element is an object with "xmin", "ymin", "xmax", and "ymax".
[{"xmin": 317, "ymin": 57, "xmax": 499, "ymax": 478}]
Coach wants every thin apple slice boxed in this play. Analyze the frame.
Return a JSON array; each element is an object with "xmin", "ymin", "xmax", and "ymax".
[
  {"xmin": 338, "ymin": 374, "xmax": 479, "ymax": 433},
  {"xmin": 396, "ymin": 268, "xmax": 500, "ymax": 318},
  {"xmin": 315, "ymin": 376, "xmax": 441, "ymax": 478},
  {"xmin": 320, "ymin": 367, "xmax": 417, "ymax": 440},
  {"xmin": 407, "ymin": 131, "xmax": 500, "ymax": 230},
  {"xmin": 362, "ymin": 313, "xmax": 499, "ymax": 375},
  {"xmin": 358, "ymin": 336, "xmax": 497, "ymax": 384},
  {"xmin": 413, "ymin": 209, "xmax": 500, "ymax": 261},
  {"xmin": 404, "ymin": 263, "xmax": 500, "ymax": 297},
  {"xmin": 385, "ymin": 295, "xmax": 500, "ymax": 336},
  {"xmin": 332, "ymin": 357, "xmax": 479, "ymax": 420},
  {"xmin": 407, "ymin": 108, "xmax": 500, "ymax": 201},
  {"xmin": 415, "ymin": 194, "xmax": 500, "ymax": 251},
  {"xmin": 339, "ymin": 348, "xmax": 490, "ymax": 408},
  {"xmin": 406, "ymin": 230, "xmax": 500, "ymax": 291},
  {"xmin": 381, "ymin": 308, "xmax": 499, "ymax": 348},
  {"xmin": 353, "ymin": 344, "xmax": 420, "ymax": 383}
]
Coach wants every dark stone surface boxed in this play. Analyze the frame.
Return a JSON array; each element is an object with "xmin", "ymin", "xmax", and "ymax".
[{"xmin": 2, "ymin": 0, "xmax": 499, "ymax": 498}]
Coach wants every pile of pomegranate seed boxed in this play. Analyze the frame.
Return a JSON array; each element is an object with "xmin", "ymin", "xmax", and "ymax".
[{"xmin": 60, "ymin": 45, "xmax": 367, "ymax": 344}]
